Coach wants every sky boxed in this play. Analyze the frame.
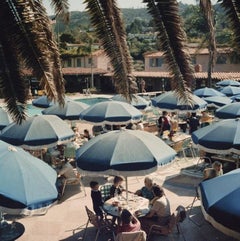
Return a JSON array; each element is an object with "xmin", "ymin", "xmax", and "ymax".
[{"xmin": 43, "ymin": 0, "xmax": 201, "ymax": 15}]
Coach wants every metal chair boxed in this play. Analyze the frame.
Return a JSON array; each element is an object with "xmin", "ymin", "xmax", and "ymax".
[
  {"xmin": 147, "ymin": 205, "xmax": 186, "ymax": 241},
  {"xmin": 115, "ymin": 230, "xmax": 147, "ymax": 241},
  {"xmin": 82, "ymin": 206, "xmax": 115, "ymax": 241},
  {"xmin": 61, "ymin": 168, "xmax": 86, "ymax": 196},
  {"xmin": 100, "ymin": 183, "xmax": 112, "ymax": 202}
]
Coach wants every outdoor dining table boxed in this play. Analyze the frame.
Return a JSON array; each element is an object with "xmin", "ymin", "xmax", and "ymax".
[
  {"xmin": 211, "ymin": 154, "xmax": 240, "ymax": 169},
  {"xmin": 162, "ymin": 133, "xmax": 191, "ymax": 147},
  {"xmin": 103, "ymin": 195, "xmax": 149, "ymax": 218}
]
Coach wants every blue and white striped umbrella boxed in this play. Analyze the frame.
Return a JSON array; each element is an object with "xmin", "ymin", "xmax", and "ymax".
[
  {"xmin": 216, "ymin": 79, "xmax": 240, "ymax": 87},
  {"xmin": 0, "ymin": 115, "xmax": 75, "ymax": 150},
  {"xmin": 152, "ymin": 91, "xmax": 207, "ymax": 112},
  {"xmin": 215, "ymin": 102, "xmax": 240, "ymax": 119},
  {"xmin": 194, "ymin": 87, "xmax": 225, "ymax": 98},
  {"xmin": 111, "ymin": 94, "xmax": 151, "ymax": 110},
  {"xmin": 76, "ymin": 129, "xmax": 176, "ymax": 177},
  {"xmin": 0, "ymin": 141, "xmax": 58, "ymax": 215},
  {"xmin": 42, "ymin": 100, "xmax": 89, "ymax": 120},
  {"xmin": 79, "ymin": 101, "xmax": 143, "ymax": 125},
  {"xmin": 203, "ymin": 96, "xmax": 232, "ymax": 108}
]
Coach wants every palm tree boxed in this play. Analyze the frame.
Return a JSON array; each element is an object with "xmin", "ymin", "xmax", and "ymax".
[
  {"xmin": 2, "ymin": 0, "xmax": 239, "ymax": 123},
  {"xmin": 0, "ymin": 0, "xmax": 68, "ymax": 123},
  {"xmin": 143, "ymin": 0, "xmax": 195, "ymax": 105},
  {"xmin": 200, "ymin": 0, "xmax": 216, "ymax": 88}
]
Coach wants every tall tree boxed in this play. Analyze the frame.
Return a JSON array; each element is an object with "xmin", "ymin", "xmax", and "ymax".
[
  {"xmin": 83, "ymin": 0, "xmax": 138, "ymax": 101},
  {"xmin": 0, "ymin": 0, "xmax": 69, "ymax": 123},
  {"xmin": 143, "ymin": 0, "xmax": 195, "ymax": 105},
  {"xmin": 200, "ymin": 0, "xmax": 216, "ymax": 88}
]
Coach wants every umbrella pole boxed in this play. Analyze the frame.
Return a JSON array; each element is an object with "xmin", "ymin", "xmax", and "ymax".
[{"xmin": 125, "ymin": 177, "xmax": 128, "ymax": 202}]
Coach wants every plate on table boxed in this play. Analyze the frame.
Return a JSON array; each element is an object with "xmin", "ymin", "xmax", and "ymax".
[{"xmin": 135, "ymin": 208, "xmax": 149, "ymax": 217}]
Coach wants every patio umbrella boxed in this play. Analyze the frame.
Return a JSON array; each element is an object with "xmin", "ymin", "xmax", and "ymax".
[
  {"xmin": 199, "ymin": 169, "xmax": 240, "ymax": 239},
  {"xmin": 230, "ymin": 94, "xmax": 240, "ymax": 102},
  {"xmin": 111, "ymin": 94, "xmax": 151, "ymax": 110},
  {"xmin": 194, "ymin": 87, "xmax": 225, "ymax": 98},
  {"xmin": 0, "ymin": 141, "xmax": 58, "ymax": 215},
  {"xmin": 215, "ymin": 102, "xmax": 240, "ymax": 119},
  {"xmin": 32, "ymin": 96, "xmax": 72, "ymax": 108},
  {"xmin": 220, "ymin": 86, "xmax": 240, "ymax": 96},
  {"xmin": 191, "ymin": 118, "xmax": 240, "ymax": 155},
  {"xmin": 0, "ymin": 115, "xmax": 75, "ymax": 150},
  {"xmin": 32, "ymin": 96, "xmax": 54, "ymax": 108},
  {"xmin": 0, "ymin": 107, "xmax": 13, "ymax": 130},
  {"xmin": 42, "ymin": 100, "xmax": 89, "ymax": 120},
  {"xmin": 216, "ymin": 79, "xmax": 240, "ymax": 87},
  {"xmin": 151, "ymin": 91, "xmax": 207, "ymax": 112},
  {"xmin": 76, "ymin": 129, "xmax": 176, "ymax": 198},
  {"xmin": 203, "ymin": 96, "xmax": 232, "ymax": 108},
  {"xmin": 79, "ymin": 101, "xmax": 143, "ymax": 125}
]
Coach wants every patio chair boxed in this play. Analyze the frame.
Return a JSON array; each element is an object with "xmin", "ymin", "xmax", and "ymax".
[
  {"xmin": 115, "ymin": 230, "xmax": 147, "ymax": 241},
  {"xmin": 187, "ymin": 187, "xmax": 205, "ymax": 227},
  {"xmin": 193, "ymin": 149, "xmax": 212, "ymax": 173},
  {"xmin": 82, "ymin": 206, "xmax": 115, "ymax": 241},
  {"xmin": 100, "ymin": 183, "xmax": 112, "ymax": 202},
  {"xmin": 61, "ymin": 168, "xmax": 86, "ymax": 196},
  {"xmin": 147, "ymin": 205, "xmax": 186, "ymax": 240}
]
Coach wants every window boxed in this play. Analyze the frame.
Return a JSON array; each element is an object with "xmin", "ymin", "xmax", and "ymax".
[
  {"xmin": 216, "ymin": 55, "xmax": 227, "ymax": 64},
  {"xmin": 156, "ymin": 58, "xmax": 163, "ymax": 67},
  {"xmin": 150, "ymin": 58, "xmax": 163, "ymax": 67},
  {"xmin": 191, "ymin": 57, "xmax": 196, "ymax": 65},
  {"xmin": 77, "ymin": 58, "xmax": 81, "ymax": 67},
  {"xmin": 67, "ymin": 59, "xmax": 72, "ymax": 67}
]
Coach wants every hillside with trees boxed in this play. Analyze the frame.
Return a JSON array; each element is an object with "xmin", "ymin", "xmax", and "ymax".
[{"xmin": 54, "ymin": 3, "xmax": 235, "ymax": 70}]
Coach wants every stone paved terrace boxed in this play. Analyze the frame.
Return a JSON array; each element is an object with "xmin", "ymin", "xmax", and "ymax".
[{"xmin": 5, "ymin": 158, "xmax": 237, "ymax": 241}]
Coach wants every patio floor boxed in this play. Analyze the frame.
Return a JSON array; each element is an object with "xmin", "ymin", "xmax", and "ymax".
[{"xmin": 9, "ymin": 157, "xmax": 238, "ymax": 241}]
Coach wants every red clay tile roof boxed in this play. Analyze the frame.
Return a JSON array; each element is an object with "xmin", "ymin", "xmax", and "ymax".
[
  {"xmin": 105, "ymin": 71, "xmax": 240, "ymax": 80},
  {"xmin": 23, "ymin": 68, "xmax": 108, "ymax": 76},
  {"xmin": 144, "ymin": 48, "xmax": 231, "ymax": 57},
  {"xmin": 62, "ymin": 67, "xmax": 108, "ymax": 75},
  {"xmin": 23, "ymin": 68, "xmax": 240, "ymax": 80}
]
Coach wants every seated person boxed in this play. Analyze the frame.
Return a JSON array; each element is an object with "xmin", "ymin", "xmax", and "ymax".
[
  {"xmin": 82, "ymin": 129, "xmax": 93, "ymax": 141},
  {"xmin": 117, "ymin": 209, "xmax": 141, "ymax": 233},
  {"xmin": 135, "ymin": 177, "xmax": 154, "ymax": 201},
  {"xmin": 203, "ymin": 168, "xmax": 218, "ymax": 181},
  {"xmin": 212, "ymin": 161, "xmax": 223, "ymax": 176},
  {"xmin": 55, "ymin": 159, "xmax": 76, "ymax": 198},
  {"xmin": 57, "ymin": 159, "xmax": 76, "ymax": 179},
  {"xmin": 90, "ymin": 181, "xmax": 103, "ymax": 219},
  {"xmin": 110, "ymin": 176, "xmax": 125, "ymax": 198},
  {"xmin": 137, "ymin": 185, "xmax": 171, "ymax": 234},
  {"xmin": 200, "ymin": 111, "xmax": 212, "ymax": 127}
]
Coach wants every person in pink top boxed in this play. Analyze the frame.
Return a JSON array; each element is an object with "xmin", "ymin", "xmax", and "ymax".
[{"xmin": 117, "ymin": 209, "xmax": 141, "ymax": 233}]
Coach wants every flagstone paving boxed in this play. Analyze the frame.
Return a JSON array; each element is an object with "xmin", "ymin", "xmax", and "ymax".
[{"xmin": 8, "ymin": 158, "xmax": 237, "ymax": 241}]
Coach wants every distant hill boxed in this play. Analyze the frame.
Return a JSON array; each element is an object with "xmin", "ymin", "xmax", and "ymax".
[{"xmin": 53, "ymin": 4, "xmax": 190, "ymax": 34}]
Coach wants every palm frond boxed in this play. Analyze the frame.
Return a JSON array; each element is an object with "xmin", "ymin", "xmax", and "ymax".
[
  {"xmin": 0, "ymin": 41, "xmax": 27, "ymax": 123},
  {"xmin": 84, "ymin": 0, "xmax": 137, "ymax": 100},
  {"xmin": 143, "ymin": 0, "xmax": 194, "ymax": 105},
  {"xmin": 50, "ymin": 0, "xmax": 70, "ymax": 22},
  {"xmin": 219, "ymin": 0, "xmax": 240, "ymax": 53},
  {"xmin": 0, "ymin": 0, "xmax": 66, "ymax": 122}
]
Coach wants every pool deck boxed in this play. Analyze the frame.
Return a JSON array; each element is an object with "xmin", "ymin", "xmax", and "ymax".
[{"xmin": 8, "ymin": 157, "xmax": 238, "ymax": 241}]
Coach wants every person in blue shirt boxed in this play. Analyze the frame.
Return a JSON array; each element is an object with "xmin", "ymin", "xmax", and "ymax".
[{"xmin": 135, "ymin": 177, "xmax": 154, "ymax": 201}]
